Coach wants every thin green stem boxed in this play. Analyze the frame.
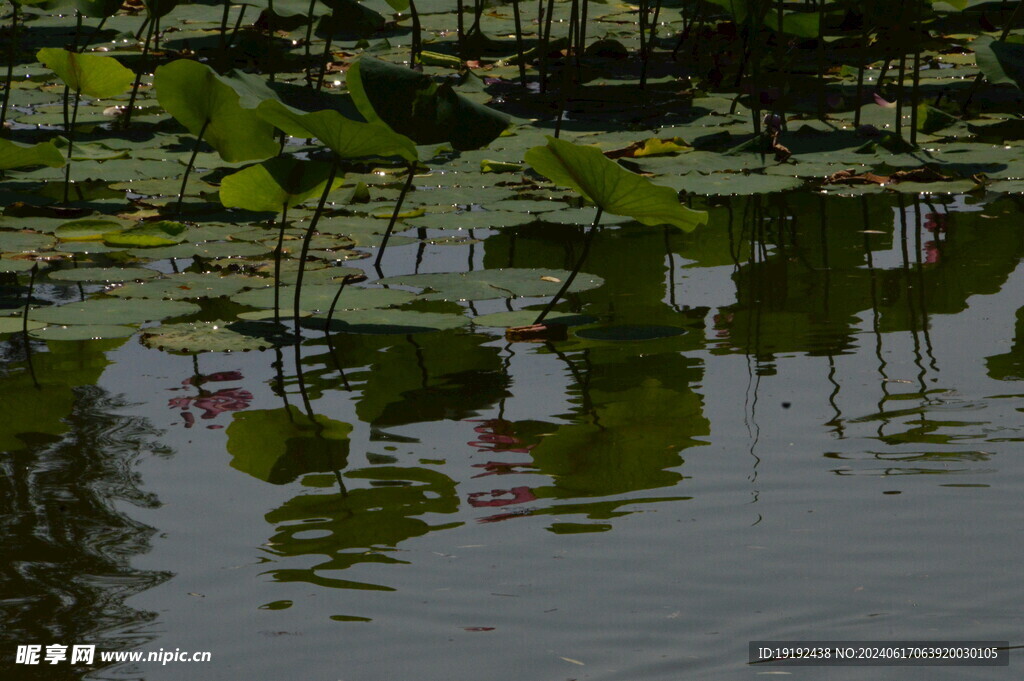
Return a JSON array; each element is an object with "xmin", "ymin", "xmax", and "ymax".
[
  {"xmin": 274, "ymin": 202, "xmax": 289, "ymax": 327},
  {"xmin": 22, "ymin": 262, "xmax": 37, "ymax": 337},
  {"xmin": 2, "ymin": 2, "xmax": 19, "ymax": 130},
  {"xmin": 123, "ymin": 15, "xmax": 156, "ymax": 128},
  {"xmin": 374, "ymin": 162, "xmax": 416, "ymax": 271},
  {"xmin": 533, "ymin": 208, "xmax": 602, "ymax": 325},
  {"xmin": 294, "ymin": 159, "xmax": 339, "ymax": 340},
  {"xmin": 63, "ymin": 89, "xmax": 82, "ymax": 204},
  {"xmin": 176, "ymin": 118, "xmax": 210, "ymax": 216}
]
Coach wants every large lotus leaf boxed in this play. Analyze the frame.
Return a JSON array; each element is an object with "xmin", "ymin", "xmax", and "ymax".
[
  {"xmin": 67, "ymin": 0, "xmax": 124, "ymax": 17},
  {"xmin": 317, "ymin": 0, "xmax": 386, "ymax": 37},
  {"xmin": 141, "ymin": 320, "xmax": 276, "ymax": 353},
  {"xmin": 974, "ymin": 36, "xmax": 1024, "ymax": 91},
  {"xmin": 764, "ymin": 9, "xmax": 818, "ymax": 38},
  {"xmin": 0, "ymin": 138, "xmax": 65, "ymax": 170},
  {"xmin": 36, "ymin": 48, "xmax": 133, "ymax": 99},
  {"xmin": 379, "ymin": 268, "xmax": 604, "ymax": 301},
  {"xmin": 30, "ymin": 324, "xmax": 137, "ymax": 340},
  {"xmin": 103, "ymin": 221, "xmax": 187, "ymax": 247},
  {"xmin": 154, "ymin": 60, "xmax": 278, "ymax": 163},
  {"xmin": 110, "ymin": 272, "xmax": 262, "ymax": 300},
  {"xmin": 256, "ymin": 99, "xmax": 417, "ymax": 163},
  {"xmin": 49, "ymin": 266, "xmax": 158, "ymax": 283},
  {"xmin": 30, "ymin": 298, "xmax": 199, "ymax": 325},
  {"xmin": 472, "ymin": 310, "xmax": 595, "ymax": 328},
  {"xmin": 232, "ymin": 284, "xmax": 414, "ymax": 311},
  {"xmin": 226, "ymin": 406, "xmax": 352, "ymax": 484},
  {"xmin": 346, "ymin": 57, "xmax": 509, "ymax": 151},
  {"xmin": 54, "ymin": 218, "xmax": 126, "ymax": 241},
  {"xmin": 220, "ymin": 158, "xmax": 344, "ymax": 213},
  {"xmin": 524, "ymin": 137, "xmax": 707, "ymax": 231},
  {"xmin": 142, "ymin": 0, "xmax": 180, "ymax": 19},
  {"xmin": 310, "ymin": 308, "xmax": 470, "ymax": 334}
]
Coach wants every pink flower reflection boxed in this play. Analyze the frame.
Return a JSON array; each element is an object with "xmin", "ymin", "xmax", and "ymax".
[
  {"xmin": 924, "ymin": 241, "xmax": 941, "ymax": 264},
  {"xmin": 923, "ymin": 212, "xmax": 948, "ymax": 233},
  {"xmin": 168, "ymin": 372, "xmax": 251, "ymax": 428},
  {"xmin": 467, "ymin": 419, "xmax": 536, "ymax": 454},
  {"xmin": 471, "ymin": 461, "xmax": 537, "ymax": 478},
  {"xmin": 468, "ymin": 486, "xmax": 537, "ymax": 508}
]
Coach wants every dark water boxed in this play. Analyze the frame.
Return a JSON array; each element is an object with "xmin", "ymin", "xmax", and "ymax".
[{"xmin": 2, "ymin": 191, "xmax": 1023, "ymax": 679}]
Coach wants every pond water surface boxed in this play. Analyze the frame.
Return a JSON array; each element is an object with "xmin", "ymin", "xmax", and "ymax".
[{"xmin": 3, "ymin": 190, "xmax": 1023, "ymax": 680}]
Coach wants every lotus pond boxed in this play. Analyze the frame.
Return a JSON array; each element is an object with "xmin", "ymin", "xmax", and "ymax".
[{"xmin": 3, "ymin": 0, "xmax": 1024, "ymax": 678}]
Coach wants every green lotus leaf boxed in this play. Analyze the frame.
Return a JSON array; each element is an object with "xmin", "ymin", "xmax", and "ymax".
[
  {"xmin": 141, "ymin": 320, "xmax": 276, "ymax": 353},
  {"xmin": 36, "ymin": 48, "xmax": 133, "ymax": 98},
  {"xmin": 54, "ymin": 219, "xmax": 127, "ymax": 241},
  {"xmin": 220, "ymin": 158, "xmax": 345, "ymax": 213},
  {"xmin": 406, "ymin": 210, "xmax": 535, "ymax": 230},
  {"xmin": 346, "ymin": 57, "xmax": 509, "ymax": 151},
  {"xmin": 974, "ymin": 36, "xmax": 1024, "ymax": 91},
  {"xmin": 142, "ymin": 0, "xmax": 180, "ymax": 20},
  {"xmin": 110, "ymin": 272, "xmax": 262, "ymax": 300},
  {"xmin": 309, "ymin": 308, "xmax": 470, "ymax": 334},
  {"xmin": 49, "ymin": 266, "xmax": 157, "ymax": 283},
  {"xmin": 226, "ymin": 406, "xmax": 352, "ymax": 484},
  {"xmin": 471, "ymin": 310, "xmax": 596, "ymax": 328},
  {"xmin": 0, "ymin": 231, "xmax": 56, "ymax": 253},
  {"xmin": 524, "ymin": 137, "xmax": 707, "ymax": 231},
  {"xmin": 0, "ymin": 317, "xmax": 46, "ymax": 333},
  {"xmin": 0, "ymin": 259, "xmax": 38, "ymax": 273},
  {"xmin": 256, "ymin": 99, "xmax": 417, "ymax": 163},
  {"xmin": 154, "ymin": 60, "xmax": 279, "ymax": 163},
  {"xmin": 103, "ymin": 220, "xmax": 188, "ymax": 247},
  {"xmin": 317, "ymin": 0, "xmax": 386, "ymax": 37},
  {"xmin": 127, "ymin": 240, "xmax": 272, "ymax": 259},
  {"xmin": 30, "ymin": 297, "xmax": 199, "ymax": 325},
  {"xmin": 669, "ymin": 172, "xmax": 804, "ymax": 196},
  {"xmin": 66, "ymin": 0, "xmax": 124, "ymax": 17},
  {"xmin": 378, "ymin": 268, "xmax": 604, "ymax": 301},
  {"xmin": 232, "ymin": 284, "xmax": 414, "ymax": 312},
  {"xmin": 0, "ymin": 138, "xmax": 66, "ymax": 170},
  {"xmin": 30, "ymin": 324, "xmax": 137, "ymax": 340}
]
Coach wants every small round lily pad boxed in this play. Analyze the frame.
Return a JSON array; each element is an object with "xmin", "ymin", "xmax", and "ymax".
[
  {"xmin": 472, "ymin": 310, "xmax": 597, "ymax": 328},
  {"xmin": 308, "ymin": 308, "xmax": 470, "ymax": 334},
  {"xmin": 110, "ymin": 272, "xmax": 262, "ymax": 300},
  {"xmin": 574, "ymin": 325, "xmax": 688, "ymax": 341},
  {"xmin": 0, "ymin": 317, "xmax": 45, "ymax": 334},
  {"xmin": 30, "ymin": 297, "xmax": 200, "ymax": 325},
  {"xmin": 232, "ymin": 285, "xmax": 414, "ymax": 312}
]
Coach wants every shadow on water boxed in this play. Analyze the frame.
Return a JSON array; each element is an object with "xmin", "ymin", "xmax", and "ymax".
[{"xmin": 0, "ymin": 336, "xmax": 172, "ymax": 679}]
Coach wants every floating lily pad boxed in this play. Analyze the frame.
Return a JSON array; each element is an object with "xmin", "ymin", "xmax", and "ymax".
[
  {"xmin": 54, "ymin": 218, "xmax": 128, "ymax": 241},
  {"xmin": 309, "ymin": 308, "xmax": 470, "ymax": 334},
  {"xmin": 669, "ymin": 172, "xmax": 805, "ymax": 196},
  {"xmin": 141, "ymin": 320, "xmax": 277, "ymax": 353},
  {"xmin": 0, "ymin": 259, "xmax": 38, "ymax": 273},
  {"xmin": 30, "ymin": 298, "xmax": 200, "ymax": 325},
  {"xmin": 49, "ymin": 267, "xmax": 158, "ymax": 283},
  {"xmin": 129, "ymin": 240, "xmax": 272, "ymax": 260},
  {"xmin": 232, "ymin": 284, "xmax": 414, "ymax": 312},
  {"xmin": 0, "ymin": 231, "xmax": 56, "ymax": 253},
  {"xmin": 574, "ymin": 325, "xmax": 688, "ymax": 341},
  {"xmin": 103, "ymin": 221, "xmax": 188, "ymax": 248},
  {"xmin": 379, "ymin": 268, "xmax": 604, "ymax": 301},
  {"xmin": 406, "ymin": 210, "xmax": 536, "ymax": 230},
  {"xmin": 30, "ymin": 324, "xmax": 137, "ymax": 340},
  {"xmin": 110, "ymin": 272, "xmax": 262, "ymax": 300},
  {"xmin": 472, "ymin": 310, "xmax": 597, "ymax": 328},
  {"xmin": 0, "ymin": 317, "xmax": 45, "ymax": 334}
]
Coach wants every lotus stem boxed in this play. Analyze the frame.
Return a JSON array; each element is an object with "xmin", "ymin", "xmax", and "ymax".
[
  {"xmin": 962, "ymin": 0, "xmax": 1024, "ymax": 114},
  {"xmin": 176, "ymin": 118, "xmax": 210, "ymax": 216},
  {"xmin": 374, "ymin": 162, "xmax": 416, "ymax": 271},
  {"xmin": 538, "ymin": 0, "xmax": 554, "ymax": 93},
  {"xmin": 910, "ymin": 26, "xmax": 920, "ymax": 146},
  {"xmin": 267, "ymin": 0, "xmax": 276, "ymax": 82},
  {"xmin": 274, "ymin": 202, "xmax": 289, "ymax": 326},
  {"xmin": 22, "ymin": 262, "xmax": 37, "ymax": 337},
  {"xmin": 80, "ymin": 16, "xmax": 108, "ymax": 53},
  {"xmin": 409, "ymin": 0, "xmax": 422, "ymax": 67},
  {"xmin": 315, "ymin": 33, "xmax": 334, "ymax": 92},
  {"xmin": 123, "ymin": 15, "xmax": 156, "ymax": 128},
  {"xmin": 63, "ymin": 89, "xmax": 83, "ymax": 204},
  {"xmin": 512, "ymin": 0, "xmax": 526, "ymax": 86},
  {"xmin": 533, "ymin": 207, "xmax": 602, "ymax": 325},
  {"xmin": 854, "ymin": 24, "xmax": 867, "ymax": 127},
  {"xmin": 220, "ymin": 0, "xmax": 231, "ymax": 53},
  {"xmin": 293, "ymin": 159, "xmax": 339, "ymax": 341},
  {"xmin": 325, "ymin": 273, "xmax": 354, "ymax": 333},
  {"xmin": 303, "ymin": 0, "xmax": 317, "ymax": 83},
  {"xmin": 1, "ymin": 1, "xmax": 19, "ymax": 130},
  {"xmin": 895, "ymin": 52, "xmax": 906, "ymax": 140}
]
